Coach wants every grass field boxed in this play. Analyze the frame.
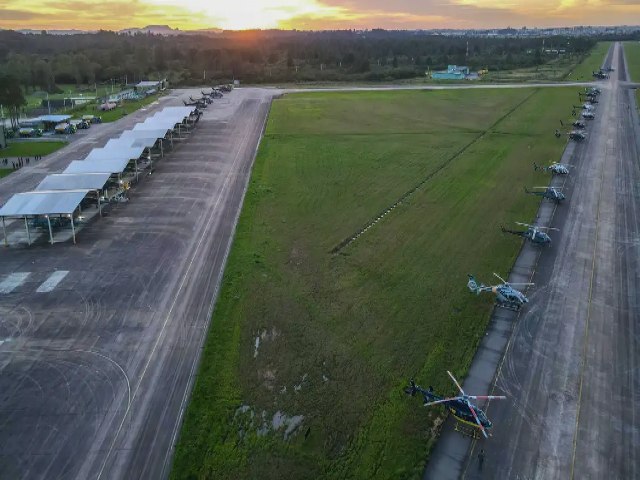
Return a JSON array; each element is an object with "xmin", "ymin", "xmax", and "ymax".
[
  {"xmin": 171, "ymin": 87, "xmax": 579, "ymax": 480},
  {"xmin": 25, "ymin": 83, "xmax": 119, "ymax": 109},
  {"xmin": 624, "ymin": 41, "xmax": 640, "ymax": 106},
  {"xmin": 566, "ymin": 42, "xmax": 612, "ymax": 81},
  {"xmin": 0, "ymin": 141, "xmax": 66, "ymax": 158},
  {"xmin": 0, "ymin": 168, "xmax": 11, "ymax": 178},
  {"xmin": 66, "ymin": 93, "xmax": 163, "ymax": 122},
  {"xmin": 482, "ymin": 54, "xmax": 586, "ymax": 83}
]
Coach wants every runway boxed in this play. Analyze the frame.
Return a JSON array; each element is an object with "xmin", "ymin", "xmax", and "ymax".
[
  {"xmin": 0, "ymin": 88, "xmax": 274, "ymax": 479},
  {"xmin": 425, "ymin": 42, "xmax": 640, "ymax": 479}
]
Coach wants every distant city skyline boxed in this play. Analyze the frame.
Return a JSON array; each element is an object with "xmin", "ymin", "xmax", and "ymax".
[{"xmin": 2, "ymin": 0, "xmax": 640, "ymax": 32}]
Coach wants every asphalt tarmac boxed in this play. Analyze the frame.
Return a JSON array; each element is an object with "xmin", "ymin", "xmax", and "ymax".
[
  {"xmin": 425, "ymin": 42, "xmax": 640, "ymax": 480},
  {"xmin": 0, "ymin": 87, "xmax": 274, "ymax": 479}
]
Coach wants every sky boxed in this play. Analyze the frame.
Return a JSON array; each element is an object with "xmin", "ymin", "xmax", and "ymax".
[{"xmin": 1, "ymin": 0, "xmax": 639, "ymax": 31}]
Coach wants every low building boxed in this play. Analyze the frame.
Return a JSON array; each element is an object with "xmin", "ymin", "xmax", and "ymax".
[
  {"xmin": 135, "ymin": 79, "xmax": 168, "ymax": 95},
  {"xmin": 430, "ymin": 65, "xmax": 474, "ymax": 80}
]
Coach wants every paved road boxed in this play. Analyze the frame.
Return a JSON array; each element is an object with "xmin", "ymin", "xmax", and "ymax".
[
  {"xmin": 424, "ymin": 42, "xmax": 640, "ymax": 479},
  {"xmin": 0, "ymin": 87, "xmax": 274, "ymax": 479}
]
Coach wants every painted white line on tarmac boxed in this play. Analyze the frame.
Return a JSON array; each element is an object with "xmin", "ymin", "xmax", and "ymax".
[
  {"xmin": 0, "ymin": 272, "xmax": 31, "ymax": 294},
  {"xmin": 36, "ymin": 270, "xmax": 69, "ymax": 293}
]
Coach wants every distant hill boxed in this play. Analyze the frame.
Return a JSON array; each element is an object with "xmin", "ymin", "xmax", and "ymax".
[
  {"xmin": 119, "ymin": 25, "xmax": 182, "ymax": 36},
  {"xmin": 16, "ymin": 29, "xmax": 91, "ymax": 35}
]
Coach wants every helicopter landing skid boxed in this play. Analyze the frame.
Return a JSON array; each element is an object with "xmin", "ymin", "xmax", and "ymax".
[
  {"xmin": 495, "ymin": 302, "xmax": 521, "ymax": 312},
  {"xmin": 453, "ymin": 422, "xmax": 482, "ymax": 440}
]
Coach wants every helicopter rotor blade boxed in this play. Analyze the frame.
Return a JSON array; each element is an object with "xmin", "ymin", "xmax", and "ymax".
[
  {"xmin": 506, "ymin": 282, "xmax": 535, "ymax": 286},
  {"xmin": 423, "ymin": 397, "xmax": 462, "ymax": 407},
  {"xmin": 515, "ymin": 222, "xmax": 531, "ymax": 227},
  {"xmin": 447, "ymin": 370, "xmax": 465, "ymax": 396},
  {"xmin": 493, "ymin": 272, "xmax": 507, "ymax": 284},
  {"xmin": 536, "ymin": 226, "xmax": 560, "ymax": 231},
  {"xmin": 467, "ymin": 402, "xmax": 488, "ymax": 439},
  {"xmin": 466, "ymin": 395, "xmax": 507, "ymax": 401}
]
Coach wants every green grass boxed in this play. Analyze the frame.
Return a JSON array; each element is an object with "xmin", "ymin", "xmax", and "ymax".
[
  {"xmin": 566, "ymin": 42, "xmax": 612, "ymax": 81},
  {"xmin": 482, "ymin": 54, "xmax": 586, "ymax": 83},
  {"xmin": 25, "ymin": 83, "xmax": 117, "ymax": 109},
  {"xmin": 624, "ymin": 41, "xmax": 640, "ymax": 106},
  {"xmin": 0, "ymin": 168, "xmax": 11, "ymax": 178},
  {"xmin": 0, "ymin": 141, "xmax": 66, "ymax": 158},
  {"xmin": 171, "ymin": 87, "xmax": 579, "ymax": 480},
  {"xmin": 67, "ymin": 93, "xmax": 163, "ymax": 122}
]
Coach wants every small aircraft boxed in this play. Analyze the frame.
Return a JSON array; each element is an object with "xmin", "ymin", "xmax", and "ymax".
[
  {"xmin": 501, "ymin": 222, "xmax": 558, "ymax": 245},
  {"xmin": 582, "ymin": 111, "xmax": 595, "ymax": 120},
  {"xmin": 534, "ymin": 161, "xmax": 572, "ymax": 175},
  {"xmin": 467, "ymin": 272, "xmax": 533, "ymax": 310},
  {"xmin": 586, "ymin": 87, "xmax": 601, "ymax": 96},
  {"xmin": 525, "ymin": 186, "xmax": 566, "ymax": 203},
  {"xmin": 404, "ymin": 372, "xmax": 506, "ymax": 438},
  {"xmin": 573, "ymin": 103, "xmax": 594, "ymax": 111}
]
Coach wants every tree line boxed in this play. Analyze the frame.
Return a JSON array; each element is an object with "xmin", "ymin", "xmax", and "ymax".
[{"xmin": 0, "ymin": 29, "xmax": 604, "ymax": 91}]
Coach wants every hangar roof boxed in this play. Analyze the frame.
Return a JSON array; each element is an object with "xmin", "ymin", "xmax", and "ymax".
[
  {"xmin": 64, "ymin": 158, "xmax": 131, "ymax": 174},
  {"xmin": 0, "ymin": 190, "xmax": 89, "ymax": 217},
  {"xmin": 36, "ymin": 173, "xmax": 112, "ymax": 191}
]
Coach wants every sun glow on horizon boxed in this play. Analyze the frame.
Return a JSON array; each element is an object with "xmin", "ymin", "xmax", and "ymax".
[{"xmin": 144, "ymin": 0, "xmax": 348, "ymax": 30}]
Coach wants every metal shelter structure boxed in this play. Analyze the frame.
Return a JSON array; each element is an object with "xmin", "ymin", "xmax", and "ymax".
[
  {"xmin": 0, "ymin": 190, "xmax": 90, "ymax": 245},
  {"xmin": 35, "ymin": 173, "xmax": 112, "ymax": 216},
  {"xmin": 0, "ymin": 104, "xmax": 201, "ymax": 248}
]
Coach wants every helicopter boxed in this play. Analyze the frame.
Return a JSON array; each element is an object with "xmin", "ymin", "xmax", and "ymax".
[
  {"xmin": 404, "ymin": 372, "xmax": 506, "ymax": 438},
  {"xmin": 467, "ymin": 272, "xmax": 533, "ymax": 310},
  {"xmin": 578, "ymin": 92, "xmax": 598, "ymax": 104},
  {"xmin": 573, "ymin": 103, "xmax": 594, "ymax": 111},
  {"xmin": 582, "ymin": 111, "xmax": 595, "ymax": 120},
  {"xmin": 585, "ymin": 87, "xmax": 601, "ymax": 96},
  {"xmin": 525, "ymin": 186, "xmax": 566, "ymax": 203},
  {"xmin": 501, "ymin": 222, "xmax": 558, "ymax": 245},
  {"xmin": 183, "ymin": 98, "xmax": 206, "ymax": 108},
  {"xmin": 560, "ymin": 119, "xmax": 586, "ymax": 130},
  {"xmin": 190, "ymin": 95, "xmax": 211, "ymax": 105},
  {"xmin": 593, "ymin": 70, "xmax": 609, "ymax": 80},
  {"xmin": 534, "ymin": 161, "xmax": 572, "ymax": 175},
  {"xmin": 554, "ymin": 129, "xmax": 586, "ymax": 141}
]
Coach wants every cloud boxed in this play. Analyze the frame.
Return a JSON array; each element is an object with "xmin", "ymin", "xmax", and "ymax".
[{"xmin": 0, "ymin": 0, "xmax": 638, "ymax": 30}]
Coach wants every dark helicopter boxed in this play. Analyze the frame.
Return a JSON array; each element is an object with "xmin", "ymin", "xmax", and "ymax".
[
  {"xmin": 183, "ymin": 98, "xmax": 206, "ymax": 108},
  {"xmin": 525, "ymin": 186, "xmax": 566, "ymax": 203},
  {"xmin": 467, "ymin": 273, "xmax": 533, "ymax": 310},
  {"xmin": 405, "ymin": 372, "xmax": 506, "ymax": 438},
  {"xmin": 560, "ymin": 119, "xmax": 586, "ymax": 130},
  {"xmin": 501, "ymin": 222, "xmax": 558, "ymax": 245},
  {"xmin": 554, "ymin": 129, "xmax": 586, "ymax": 141},
  {"xmin": 534, "ymin": 161, "xmax": 573, "ymax": 175},
  {"xmin": 578, "ymin": 92, "xmax": 598, "ymax": 104},
  {"xmin": 593, "ymin": 69, "xmax": 609, "ymax": 80}
]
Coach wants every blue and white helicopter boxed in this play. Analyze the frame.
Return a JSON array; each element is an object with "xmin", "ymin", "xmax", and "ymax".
[
  {"xmin": 405, "ymin": 371, "xmax": 506, "ymax": 438},
  {"xmin": 501, "ymin": 222, "xmax": 558, "ymax": 246},
  {"xmin": 467, "ymin": 273, "xmax": 533, "ymax": 310}
]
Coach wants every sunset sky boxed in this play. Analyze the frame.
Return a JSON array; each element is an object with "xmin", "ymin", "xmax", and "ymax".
[{"xmin": 1, "ymin": 0, "xmax": 639, "ymax": 31}]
